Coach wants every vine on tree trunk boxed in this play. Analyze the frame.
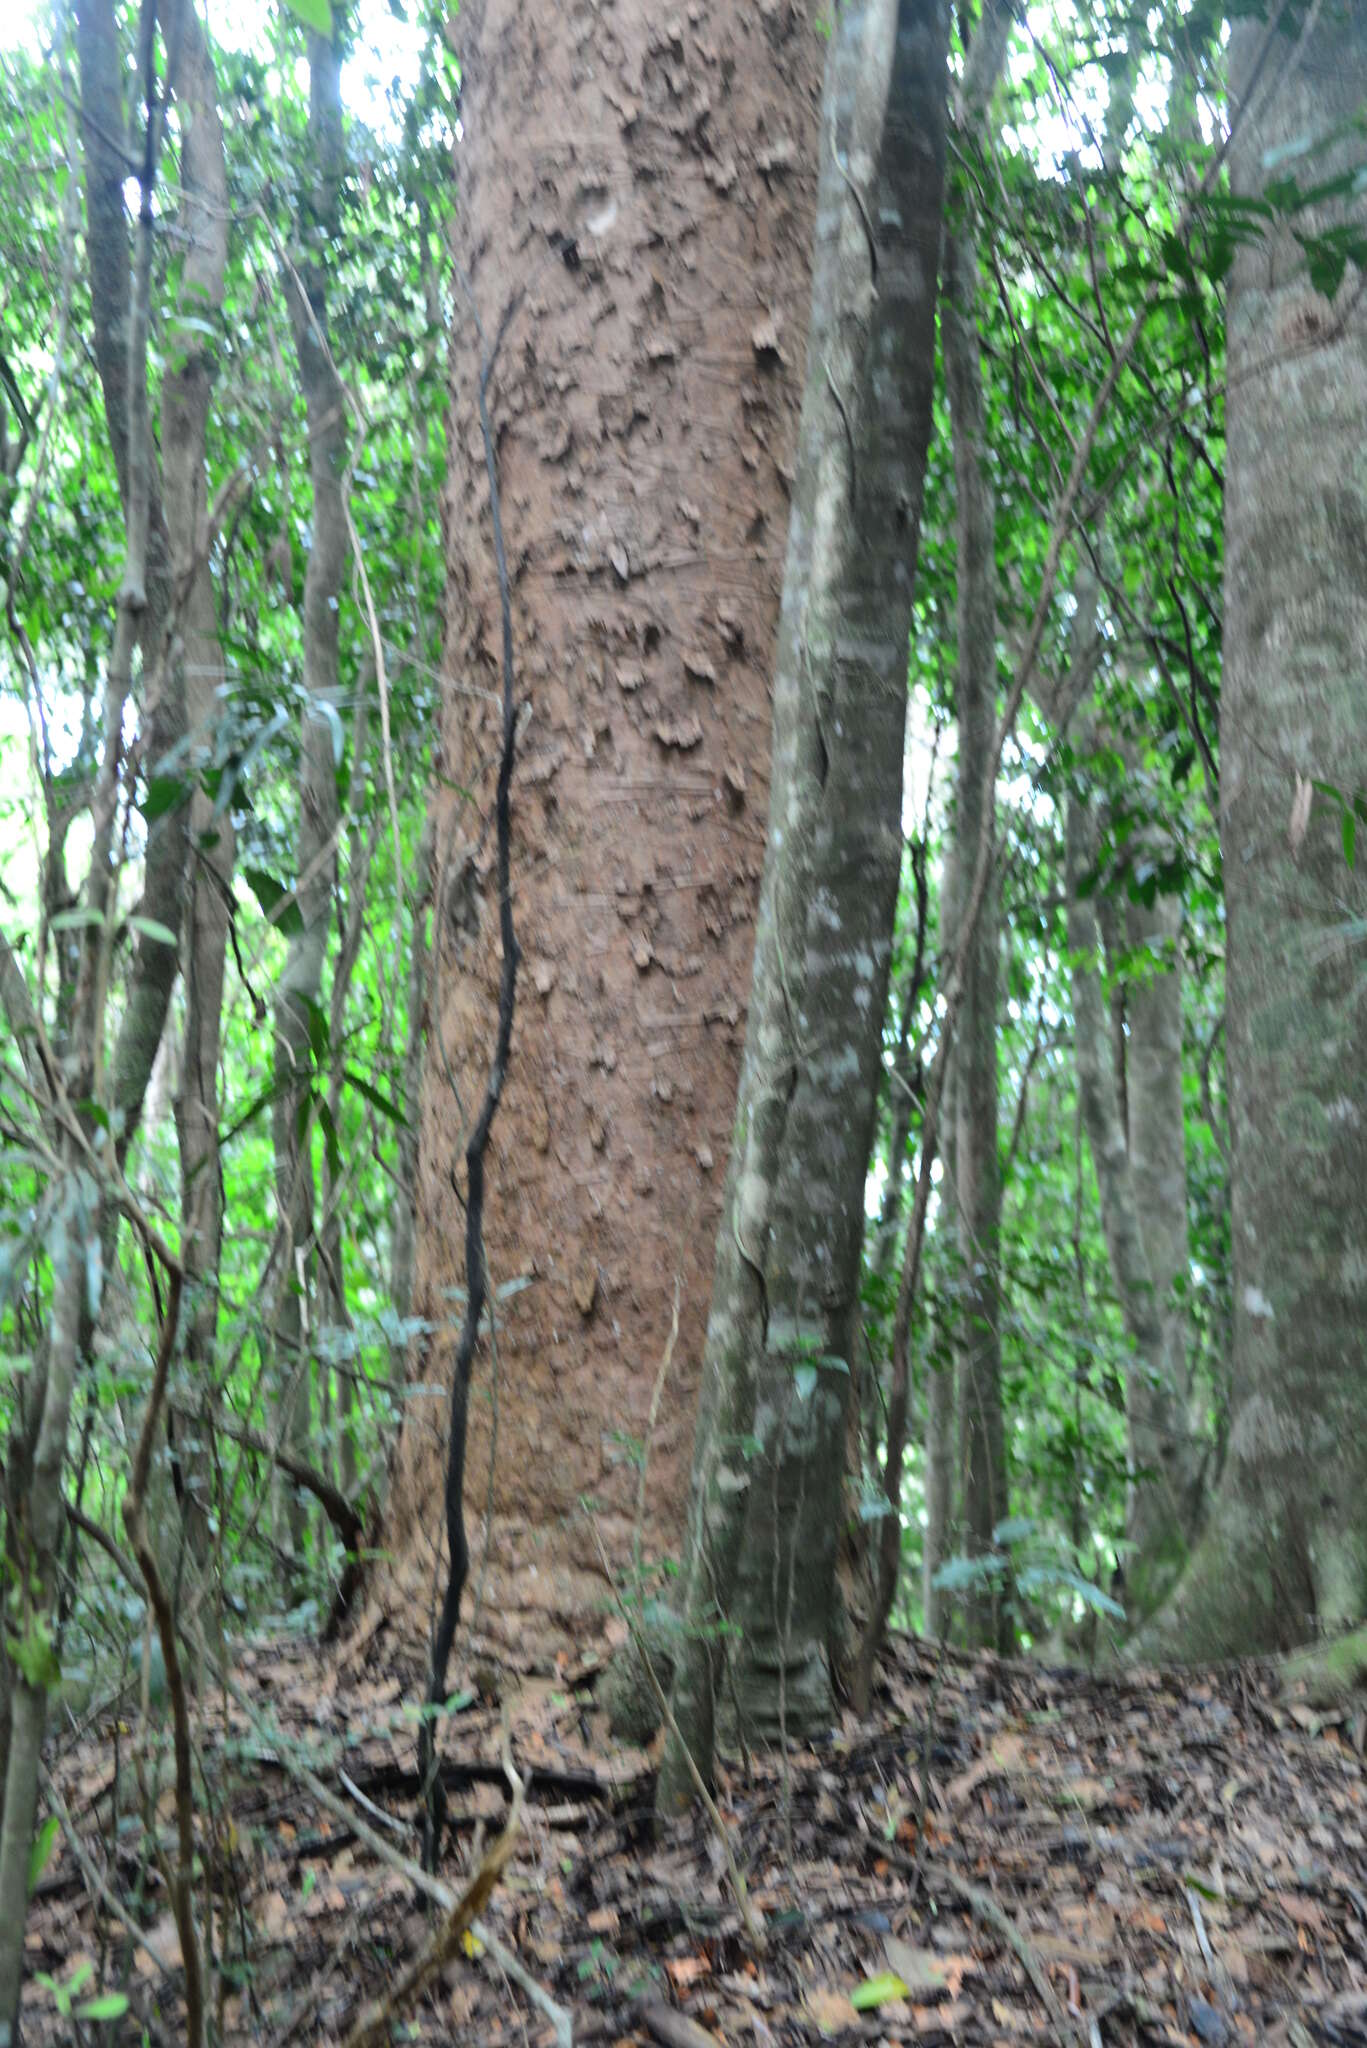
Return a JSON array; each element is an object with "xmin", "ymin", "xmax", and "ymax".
[{"xmin": 419, "ymin": 280, "xmax": 523, "ymax": 1875}]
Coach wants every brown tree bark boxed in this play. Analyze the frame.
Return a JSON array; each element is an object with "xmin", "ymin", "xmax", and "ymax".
[{"xmin": 385, "ymin": 0, "xmax": 824, "ymax": 1658}]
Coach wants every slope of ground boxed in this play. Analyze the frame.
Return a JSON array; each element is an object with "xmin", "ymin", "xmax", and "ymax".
[{"xmin": 23, "ymin": 1626, "xmax": 1367, "ymax": 2045}]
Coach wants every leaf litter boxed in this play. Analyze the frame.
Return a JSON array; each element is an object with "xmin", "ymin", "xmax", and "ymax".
[{"xmin": 20, "ymin": 1629, "xmax": 1367, "ymax": 2045}]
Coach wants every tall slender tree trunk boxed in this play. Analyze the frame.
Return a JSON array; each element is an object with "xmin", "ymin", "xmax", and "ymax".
[
  {"xmin": 1121, "ymin": 802, "xmax": 1202, "ymax": 1603},
  {"xmin": 942, "ymin": 230, "xmax": 1008, "ymax": 1653},
  {"xmin": 273, "ymin": 20, "xmax": 348, "ymax": 1588},
  {"xmin": 1066, "ymin": 707, "xmax": 1198, "ymax": 1617},
  {"xmin": 923, "ymin": 1053, "xmax": 957, "ymax": 1638},
  {"xmin": 935, "ymin": 3, "xmax": 1014, "ymax": 1650},
  {"xmin": 166, "ymin": 0, "xmax": 232, "ymax": 1566},
  {"xmin": 659, "ymin": 0, "xmax": 948, "ymax": 1804},
  {"xmin": 1146, "ymin": 1, "xmax": 1367, "ymax": 1658},
  {"xmin": 387, "ymin": 0, "xmax": 823, "ymax": 1655}
]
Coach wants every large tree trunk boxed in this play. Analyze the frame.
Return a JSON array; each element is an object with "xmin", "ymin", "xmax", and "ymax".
[
  {"xmin": 659, "ymin": 0, "xmax": 948, "ymax": 1804},
  {"xmin": 1145, "ymin": 2, "xmax": 1367, "ymax": 1659},
  {"xmin": 385, "ymin": 0, "xmax": 823, "ymax": 1657}
]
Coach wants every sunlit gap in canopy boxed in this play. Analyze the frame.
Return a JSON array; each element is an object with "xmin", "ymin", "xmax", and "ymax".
[{"xmin": 1, "ymin": 0, "xmax": 427, "ymax": 136}]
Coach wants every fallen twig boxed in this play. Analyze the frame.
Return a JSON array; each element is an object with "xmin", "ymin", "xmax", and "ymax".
[
  {"xmin": 342, "ymin": 1755, "xmax": 525, "ymax": 2048},
  {"xmin": 213, "ymin": 1665, "xmax": 570, "ymax": 2048},
  {"xmin": 38, "ymin": 1764, "xmax": 172, "ymax": 1984},
  {"xmin": 639, "ymin": 2003, "xmax": 726, "ymax": 2048},
  {"xmin": 937, "ymin": 1868, "xmax": 1081, "ymax": 2040}
]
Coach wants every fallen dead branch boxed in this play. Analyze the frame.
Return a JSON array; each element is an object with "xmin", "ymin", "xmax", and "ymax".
[{"xmin": 341, "ymin": 1755, "xmax": 525, "ymax": 2048}]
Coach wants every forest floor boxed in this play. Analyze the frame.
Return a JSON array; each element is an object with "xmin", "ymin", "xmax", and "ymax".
[{"xmin": 23, "ymin": 1621, "xmax": 1367, "ymax": 2046}]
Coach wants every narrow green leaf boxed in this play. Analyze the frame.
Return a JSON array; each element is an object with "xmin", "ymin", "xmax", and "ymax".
[
  {"xmin": 318, "ymin": 1099, "xmax": 342, "ymax": 1179},
  {"xmin": 27, "ymin": 1815, "xmax": 59, "ymax": 1896},
  {"xmin": 344, "ymin": 1068, "xmax": 407, "ymax": 1125},
  {"xmin": 77, "ymin": 1994, "xmax": 131, "ymax": 2022},
  {"xmin": 129, "ymin": 916, "xmax": 179, "ymax": 948}
]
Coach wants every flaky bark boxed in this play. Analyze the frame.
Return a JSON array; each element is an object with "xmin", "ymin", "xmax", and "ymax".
[
  {"xmin": 660, "ymin": 0, "xmax": 948, "ymax": 1800},
  {"xmin": 273, "ymin": 22, "xmax": 348, "ymax": 1585},
  {"xmin": 1145, "ymin": 1, "xmax": 1367, "ymax": 1658},
  {"xmin": 391, "ymin": 1, "xmax": 823, "ymax": 1654}
]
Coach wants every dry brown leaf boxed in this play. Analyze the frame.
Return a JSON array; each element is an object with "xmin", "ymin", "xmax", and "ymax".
[{"xmin": 805, "ymin": 1987, "xmax": 860, "ymax": 2036}]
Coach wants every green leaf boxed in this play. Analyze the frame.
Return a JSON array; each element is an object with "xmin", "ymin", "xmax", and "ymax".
[
  {"xmin": 301, "ymin": 993, "xmax": 330, "ymax": 1066},
  {"xmin": 850, "ymin": 1973, "xmax": 909, "ymax": 2011},
  {"xmin": 9, "ymin": 1618, "xmax": 61, "ymax": 1694},
  {"xmin": 283, "ymin": 0, "xmax": 333, "ymax": 31},
  {"xmin": 792, "ymin": 1361, "xmax": 818, "ymax": 1402},
  {"xmin": 1343, "ymin": 809, "xmax": 1357, "ymax": 869},
  {"xmin": 244, "ymin": 868, "xmax": 305, "ymax": 936},
  {"xmin": 141, "ymin": 774, "xmax": 192, "ymax": 821},
  {"xmin": 1306, "ymin": 241, "xmax": 1347, "ymax": 301},
  {"xmin": 77, "ymin": 1994, "xmax": 130, "ymax": 2023},
  {"xmin": 48, "ymin": 908, "xmax": 104, "ymax": 933},
  {"xmin": 318, "ymin": 1100, "xmax": 342, "ymax": 1178},
  {"xmin": 129, "ymin": 916, "xmax": 179, "ymax": 948},
  {"xmin": 27, "ymin": 1815, "xmax": 59, "ymax": 1895},
  {"xmin": 932, "ymin": 1551, "xmax": 1008, "ymax": 1593},
  {"xmin": 344, "ymin": 1068, "xmax": 408, "ymax": 1126}
]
